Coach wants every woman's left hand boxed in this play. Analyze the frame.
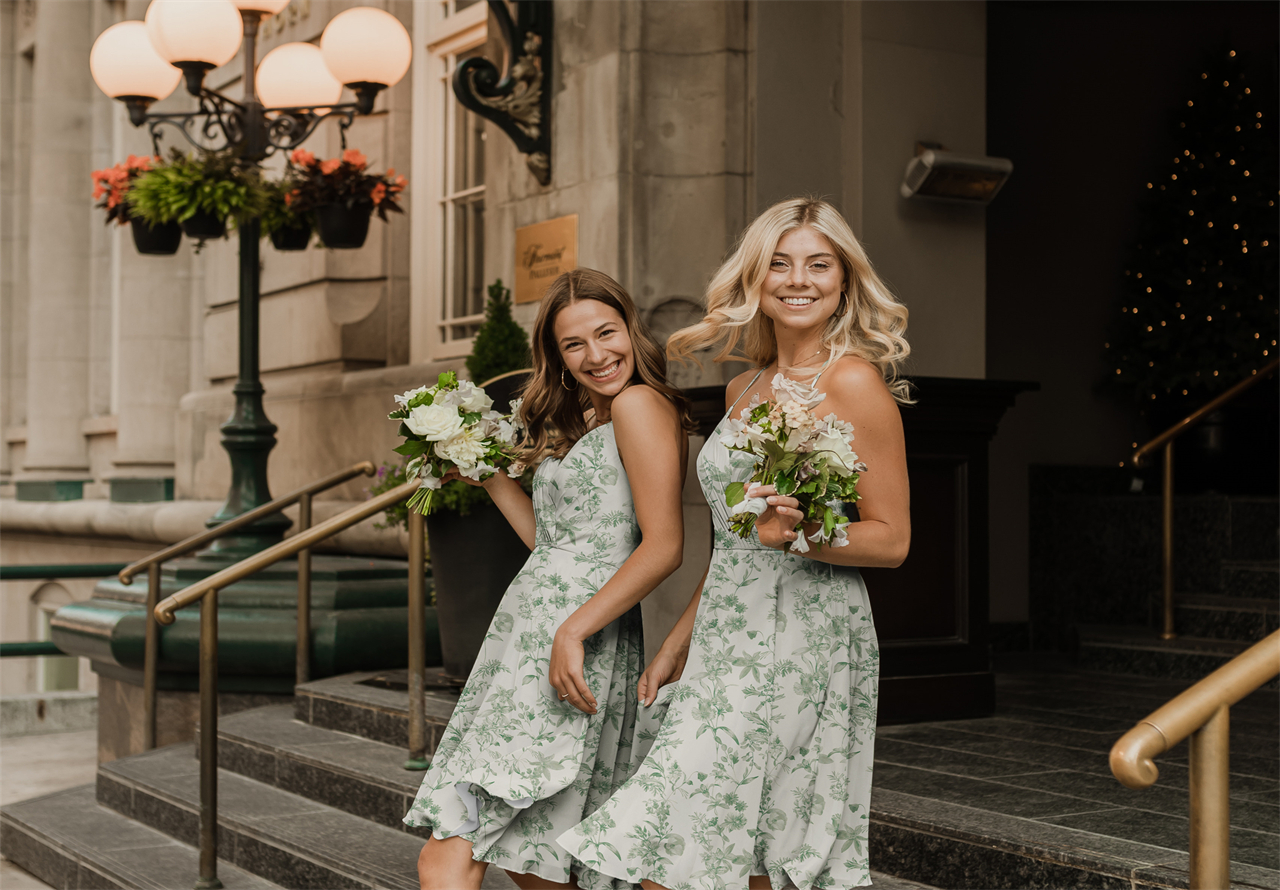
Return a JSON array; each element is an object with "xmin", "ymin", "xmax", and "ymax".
[
  {"xmin": 549, "ymin": 626, "xmax": 598, "ymax": 715},
  {"xmin": 748, "ymin": 483, "xmax": 805, "ymax": 550}
]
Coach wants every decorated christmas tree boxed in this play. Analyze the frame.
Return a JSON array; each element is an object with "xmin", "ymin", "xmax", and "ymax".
[{"xmin": 1105, "ymin": 47, "xmax": 1278, "ymax": 414}]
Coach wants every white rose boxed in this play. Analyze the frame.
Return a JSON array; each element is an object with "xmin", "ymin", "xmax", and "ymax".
[
  {"xmin": 436, "ymin": 427, "xmax": 488, "ymax": 468},
  {"xmin": 455, "ymin": 381, "xmax": 494, "ymax": 413},
  {"xmin": 460, "ymin": 461, "xmax": 498, "ymax": 481},
  {"xmin": 406, "ymin": 403, "xmax": 465, "ymax": 441},
  {"xmin": 813, "ymin": 429, "xmax": 861, "ymax": 476},
  {"xmin": 394, "ymin": 385, "xmax": 428, "ymax": 408}
]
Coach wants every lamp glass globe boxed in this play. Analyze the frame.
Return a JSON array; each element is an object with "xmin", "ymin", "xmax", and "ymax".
[
  {"xmin": 320, "ymin": 7, "xmax": 411, "ymax": 88},
  {"xmin": 257, "ymin": 42, "xmax": 343, "ymax": 110},
  {"xmin": 144, "ymin": 0, "xmax": 243, "ymax": 68},
  {"xmin": 90, "ymin": 20, "xmax": 182, "ymax": 101},
  {"xmin": 231, "ymin": 0, "xmax": 291, "ymax": 16}
]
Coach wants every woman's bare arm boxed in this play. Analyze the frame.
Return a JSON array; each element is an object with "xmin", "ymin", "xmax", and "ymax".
[{"xmin": 550, "ymin": 385, "xmax": 688, "ymax": 713}]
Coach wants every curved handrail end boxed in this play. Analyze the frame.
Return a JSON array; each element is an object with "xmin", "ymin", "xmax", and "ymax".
[
  {"xmin": 357, "ymin": 460, "xmax": 377, "ymax": 476},
  {"xmin": 1110, "ymin": 722, "xmax": 1166, "ymax": 789}
]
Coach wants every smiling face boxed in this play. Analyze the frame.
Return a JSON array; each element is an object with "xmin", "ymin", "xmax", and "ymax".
[
  {"xmin": 759, "ymin": 225, "xmax": 846, "ymax": 334},
  {"xmin": 554, "ymin": 298, "xmax": 635, "ymax": 405}
]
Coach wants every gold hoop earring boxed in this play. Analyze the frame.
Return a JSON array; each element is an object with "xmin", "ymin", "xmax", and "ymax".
[
  {"xmin": 832, "ymin": 292, "xmax": 849, "ymax": 319},
  {"xmin": 561, "ymin": 369, "xmax": 578, "ymax": 390}
]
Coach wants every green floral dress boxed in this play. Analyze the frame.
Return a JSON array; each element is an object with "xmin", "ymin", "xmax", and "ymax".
[
  {"xmin": 404, "ymin": 424, "xmax": 649, "ymax": 889},
  {"xmin": 559, "ymin": 387, "xmax": 881, "ymax": 890}
]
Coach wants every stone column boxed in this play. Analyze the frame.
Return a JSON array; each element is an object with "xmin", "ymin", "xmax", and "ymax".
[{"xmin": 22, "ymin": 2, "xmax": 95, "ymax": 478}]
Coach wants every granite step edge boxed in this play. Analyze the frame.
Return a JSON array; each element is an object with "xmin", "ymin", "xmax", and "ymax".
[
  {"xmin": 0, "ymin": 785, "xmax": 283, "ymax": 890},
  {"xmin": 98, "ymin": 748, "xmax": 424, "ymax": 890},
  {"xmin": 1076, "ymin": 627, "xmax": 1252, "ymax": 655},
  {"xmin": 869, "ymin": 787, "xmax": 1278, "ymax": 890}
]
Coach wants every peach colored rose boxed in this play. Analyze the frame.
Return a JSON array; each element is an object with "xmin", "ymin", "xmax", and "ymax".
[
  {"xmin": 319, "ymin": 158, "xmax": 341, "ymax": 175},
  {"xmin": 370, "ymin": 182, "xmax": 386, "ymax": 206},
  {"xmin": 291, "ymin": 148, "xmax": 316, "ymax": 167},
  {"xmin": 342, "ymin": 148, "xmax": 367, "ymax": 169}
]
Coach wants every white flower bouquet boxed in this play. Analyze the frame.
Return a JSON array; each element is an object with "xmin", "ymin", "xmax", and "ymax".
[
  {"xmin": 722, "ymin": 372, "xmax": 865, "ymax": 553},
  {"xmin": 389, "ymin": 371, "xmax": 525, "ymax": 515}
]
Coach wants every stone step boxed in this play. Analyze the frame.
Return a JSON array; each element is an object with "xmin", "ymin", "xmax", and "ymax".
[
  {"xmin": 0, "ymin": 784, "xmax": 282, "ymax": 890},
  {"xmin": 1076, "ymin": 625, "xmax": 1277, "ymax": 687},
  {"xmin": 293, "ymin": 669, "xmax": 451, "ymax": 750},
  {"xmin": 1222, "ymin": 559, "xmax": 1280, "ymax": 599},
  {"xmin": 217, "ymin": 704, "xmax": 427, "ymax": 834},
  {"xmin": 1173, "ymin": 593, "xmax": 1279, "ymax": 641},
  {"xmin": 97, "ymin": 743, "xmax": 431, "ymax": 889}
]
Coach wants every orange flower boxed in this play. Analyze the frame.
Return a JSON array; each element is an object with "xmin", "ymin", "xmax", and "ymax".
[
  {"xmin": 391, "ymin": 174, "xmax": 407, "ymax": 192},
  {"xmin": 370, "ymin": 182, "xmax": 386, "ymax": 206},
  {"xmin": 342, "ymin": 148, "xmax": 367, "ymax": 170},
  {"xmin": 291, "ymin": 148, "xmax": 317, "ymax": 167},
  {"xmin": 284, "ymin": 188, "xmax": 297, "ymax": 207},
  {"xmin": 125, "ymin": 154, "xmax": 152, "ymax": 171},
  {"xmin": 319, "ymin": 158, "xmax": 341, "ymax": 175}
]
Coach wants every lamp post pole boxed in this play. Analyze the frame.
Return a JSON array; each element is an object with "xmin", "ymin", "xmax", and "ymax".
[{"xmin": 203, "ymin": 11, "xmax": 290, "ymax": 554}]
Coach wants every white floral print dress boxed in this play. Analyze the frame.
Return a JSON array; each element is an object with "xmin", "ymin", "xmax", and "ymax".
[
  {"xmin": 404, "ymin": 424, "xmax": 650, "ymax": 889},
  {"xmin": 559, "ymin": 377, "xmax": 880, "ymax": 890}
]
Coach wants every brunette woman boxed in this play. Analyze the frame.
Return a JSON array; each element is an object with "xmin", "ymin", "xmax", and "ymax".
[
  {"xmin": 559, "ymin": 199, "xmax": 912, "ymax": 889},
  {"xmin": 406, "ymin": 268, "xmax": 695, "ymax": 890}
]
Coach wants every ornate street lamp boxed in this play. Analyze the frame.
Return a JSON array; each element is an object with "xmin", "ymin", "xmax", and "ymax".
[{"xmin": 90, "ymin": 0, "xmax": 411, "ymax": 553}]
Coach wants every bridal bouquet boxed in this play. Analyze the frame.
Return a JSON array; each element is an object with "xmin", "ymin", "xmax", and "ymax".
[
  {"xmin": 722, "ymin": 373, "xmax": 865, "ymax": 553},
  {"xmin": 389, "ymin": 371, "xmax": 524, "ymax": 515}
]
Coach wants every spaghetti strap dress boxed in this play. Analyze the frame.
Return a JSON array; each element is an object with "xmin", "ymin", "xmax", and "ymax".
[
  {"xmin": 558, "ymin": 369, "xmax": 880, "ymax": 890},
  {"xmin": 404, "ymin": 423, "xmax": 649, "ymax": 890}
]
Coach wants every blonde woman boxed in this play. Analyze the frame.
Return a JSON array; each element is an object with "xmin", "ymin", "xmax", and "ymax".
[
  {"xmin": 559, "ymin": 198, "xmax": 912, "ymax": 889},
  {"xmin": 407, "ymin": 269, "xmax": 695, "ymax": 889}
]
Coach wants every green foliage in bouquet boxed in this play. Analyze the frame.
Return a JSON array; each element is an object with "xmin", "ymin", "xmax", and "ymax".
[
  {"xmin": 127, "ymin": 148, "xmax": 268, "ymax": 228},
  {"xmin": 466, "ymin": 279, "xmax": 531, "ymax": 384},
  {"xmin": 370, "ymin": 457, "xmax": 534, "ymax": 527}
]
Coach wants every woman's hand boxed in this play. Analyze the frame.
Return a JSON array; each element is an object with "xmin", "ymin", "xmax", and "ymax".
[
  {"xmin": 747, "ymin": 482, "xmax": 806, "ymax": 550},
  {"xmin": 549, "ymin": 626, "xmax": 598, "ymax": 715},
  {"xmin": 637, "ymin": 645, "xmax": 688, "ymax": 707}
]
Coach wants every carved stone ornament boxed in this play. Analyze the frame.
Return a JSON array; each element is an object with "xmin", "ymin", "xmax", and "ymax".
[{"xmin": 452, "ymin": 1, "xmax": 553, "ymax": 186}]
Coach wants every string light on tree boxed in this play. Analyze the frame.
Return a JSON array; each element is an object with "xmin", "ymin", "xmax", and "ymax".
[{"xmin": 1106, "ymin": 48, "xmax": 1278, "ymax": 412}]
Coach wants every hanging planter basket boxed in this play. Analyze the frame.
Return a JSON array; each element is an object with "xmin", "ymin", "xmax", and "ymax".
[
  {"xmin": 129, "ymin": 218, "xmax": 183, "ymax": 256},
  {"xmin": 180, "ymin": 210, "xmax": 227, "ymax": 240},
  {"xmin": 316, "ymin": 202, "xmax": 372, "ymax": 250},
  {"xmin": 270, "ymin": 224, "xmax": 312, "ymax": 252}
]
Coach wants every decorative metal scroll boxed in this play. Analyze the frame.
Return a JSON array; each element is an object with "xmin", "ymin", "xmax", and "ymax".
[
  {"xmin": 145, "ymin": 88, "xmax": 359, "ymax": 158},
  {"xmin": 452, "ymin": 0, "xmax": 553, "ymax": 186}
]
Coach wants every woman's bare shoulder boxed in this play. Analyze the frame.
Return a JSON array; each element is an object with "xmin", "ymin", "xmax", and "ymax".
[
  {"xmin": 612, "ymin": 383, "xmax": 678, "ymax": 423},
  {"xmin": 821, "ymin": 356, "xmax": 897, "ymax": 413},
  {"xmin": 724, "ymin": 367, "xmax": 763, "ymax": 411}
]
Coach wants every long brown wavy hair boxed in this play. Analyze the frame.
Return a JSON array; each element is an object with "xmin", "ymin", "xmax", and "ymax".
[{"xmin": 519, "ymin": 268, "xmax": 695, "ymax": 460}]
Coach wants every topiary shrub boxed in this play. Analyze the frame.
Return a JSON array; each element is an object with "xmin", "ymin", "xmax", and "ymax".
[{"xmin": 465, "ymin": 279, "xmax": 531, "ymax": 384}]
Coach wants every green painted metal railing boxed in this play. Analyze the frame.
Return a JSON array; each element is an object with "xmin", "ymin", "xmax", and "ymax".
[
  {"xmin": 0, "ymin": 641, "xmax": 63, "ymax": 657},
  {"xmin": 0, "ymin": 563, "xmax": 130, "ymax": 657},
  {"xmin": 0, "ymin": 563, "xmax": 128, "ymax": 581}
]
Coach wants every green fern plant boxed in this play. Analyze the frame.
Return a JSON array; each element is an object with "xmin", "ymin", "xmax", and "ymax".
[{"xmin": 128, "ymin": 148, "xmax": 267, "ymax": 227}]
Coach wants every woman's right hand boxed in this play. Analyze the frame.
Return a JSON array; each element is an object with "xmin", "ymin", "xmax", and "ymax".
[
  {"xmin": 439, "ymin": 467, "xmax": 509, "ymax": 490},
  {"xmin": 637, "ymin": 645, "xmax": 688, "ymax": 707}
]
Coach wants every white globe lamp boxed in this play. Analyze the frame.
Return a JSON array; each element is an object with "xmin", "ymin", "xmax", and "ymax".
[
  {"xmin": 257, "ymin": 42, "xmax": 343, "ymax": 111},
  {"xmin": 320, "ymin": 7, "xmax": 412, "ymax": 113},
  {"xmin": 145, "ymin": 0, "xmax": 244, "ymax": 95},
  {"xmin": 90, "ymin": 21, "xmax": 183, "ymax": 123}
]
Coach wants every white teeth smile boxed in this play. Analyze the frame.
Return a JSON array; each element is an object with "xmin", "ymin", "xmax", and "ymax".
[
  {"xmin": 588, "ymin": 361, "xmax": 620, "ymax": 379},
  {"xmin": 781, "ymin": 297, "xmax": 817, "ymax": 306}
]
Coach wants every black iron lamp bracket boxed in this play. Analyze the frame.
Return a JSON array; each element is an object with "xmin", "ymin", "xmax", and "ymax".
[
  {"xmin": 452, "ymin": 0, "xmax": 553, "ymax": 186},
  {"xmin": 138, "ymin": 91, "xmax": 361, "ymax": 158}
]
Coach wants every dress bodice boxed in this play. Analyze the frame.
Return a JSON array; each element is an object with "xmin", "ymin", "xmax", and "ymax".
[
  {"xmin": 531, "ymin": 423, "xmax": 641, "ymax": 569},
  {"xmin": 697, "ymin": 413, "xmax": 770, "ymax": 551}
]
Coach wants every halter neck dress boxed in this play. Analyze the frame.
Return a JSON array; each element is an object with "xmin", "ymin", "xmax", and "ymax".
[
  {"xmin": 559, "ymin": 368, "xmax": 881, "ymax": 890},
  {"xmin": 404, "ymin": 423, "xmax": 649, "ymax": 890}
]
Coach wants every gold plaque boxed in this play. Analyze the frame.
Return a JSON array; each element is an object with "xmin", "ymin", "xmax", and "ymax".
[{"xmin": 515, "ymin": 214, "xmax": 578, "ymax": 304}]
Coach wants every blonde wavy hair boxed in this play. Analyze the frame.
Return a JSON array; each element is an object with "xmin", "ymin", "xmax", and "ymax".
[{"xmin": 667, "ymin": 197, "xmax": 913, "ymax": 404}]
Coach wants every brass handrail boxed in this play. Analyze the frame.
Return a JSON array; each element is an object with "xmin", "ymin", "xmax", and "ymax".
[
  {"xmin": 1111, "ymin": 630, "xmax": 1280, "ymax": 889},
  {"xmin": 1129, "ymin": 359, "xmax": 1279, "ymax": 639},
  {"xmin": 117, "ymin": 460, "xmax": 375, "ymax": 751},
  {"xmin": 151, "ymin": 478, "xmax": 427, "ymax": 890}
]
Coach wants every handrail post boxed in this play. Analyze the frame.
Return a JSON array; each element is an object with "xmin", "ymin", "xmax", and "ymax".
[
  {"xmin": 1161, "ymin": 442, "xmax": 1175, "ymax": 640},
  {"xmin": 197, "ymin": 589, "xmax": 222, "ymax": 890},
  {"xmin": 296, "ymin": 492, "xmax": 312, "ymax": 687},
  {"xmin": 143, "ymin": 562, "xmax": 161, "ymax": 750},
  {"xmin": 404, "ymin": 509, "xmax": 429, "ymax": 770},
  {"xmin": 1189, "ymin": 705, "xmax": 1230, "ymax": 889}
]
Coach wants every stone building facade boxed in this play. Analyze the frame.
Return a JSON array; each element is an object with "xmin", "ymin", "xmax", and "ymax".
[{"xmin": 1, "ymin": 0, "xmax": 992, "ymax": 695}]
